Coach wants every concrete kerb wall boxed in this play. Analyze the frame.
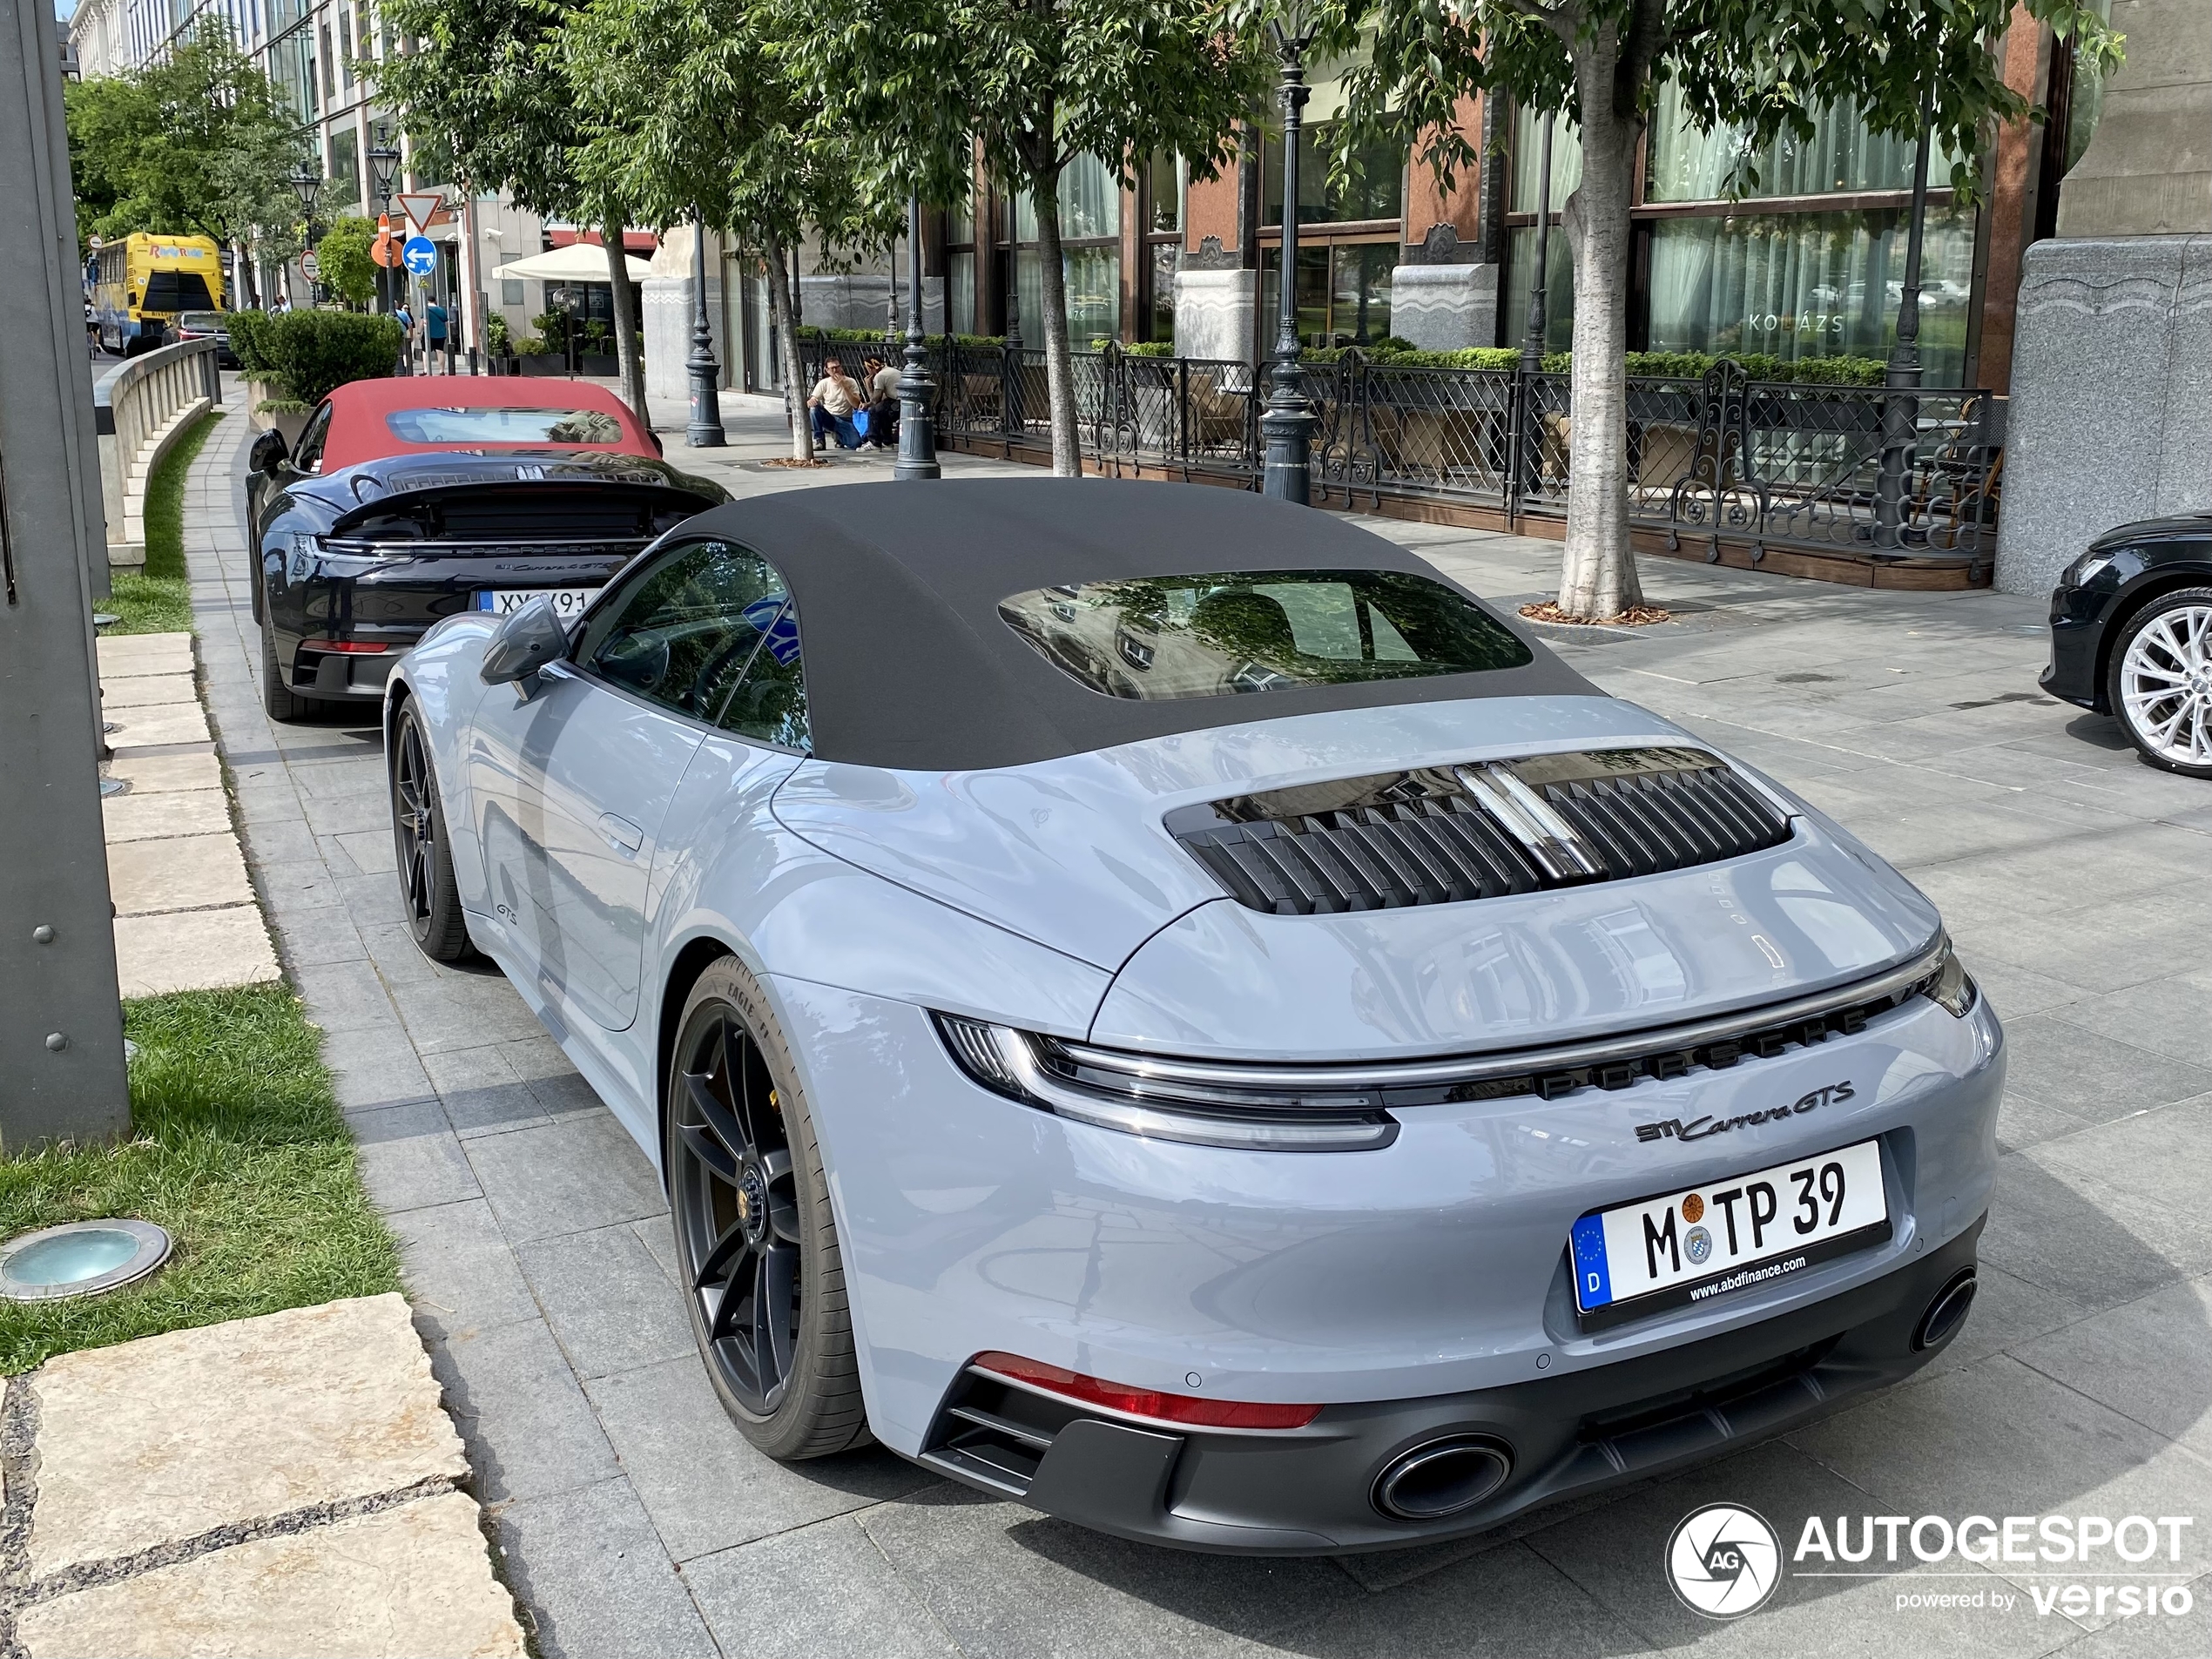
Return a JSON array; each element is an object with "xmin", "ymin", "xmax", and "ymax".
[{"xmin": 94, "ymin": 339, "xmax": 220, "ymax": 569}]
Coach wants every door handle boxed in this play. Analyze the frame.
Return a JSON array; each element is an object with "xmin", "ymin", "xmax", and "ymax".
[{"xmin": 597, "ymin": 812, "xmax": 644, "ymax": 854}]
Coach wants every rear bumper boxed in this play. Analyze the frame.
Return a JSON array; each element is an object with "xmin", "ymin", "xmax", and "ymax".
[{"xmin": 918, "ymin": 1218, "xmax": 1982, "ymax": 1554}]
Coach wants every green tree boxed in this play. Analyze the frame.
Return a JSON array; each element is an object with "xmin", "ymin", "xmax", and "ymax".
[
  {"xmin": 562, "ymin": 0, "xmax": 900, "ymax": 460},
  {"xmin": 786, "ymin": 0, "xmax": 1265, "ymax": 474},
  {"xmin": 376, "ymin": 0, "xmax": 649, "ymax": 419},
  {"xmin": 64, "ymin": 20, "xmax": 302, "ymax": 302},
  {"xmin": 314, "ymin": 217, "xmax": 381, "ymax": 309},
  {"xmin": 1280, "ymin": 0, "xmax": 2119, "ymax": 617}
]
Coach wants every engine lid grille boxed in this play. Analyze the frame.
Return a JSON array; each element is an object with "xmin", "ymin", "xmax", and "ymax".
[{"xmin": 1165, "ymin": 747, "xmax": 1791, "ymax": 915}]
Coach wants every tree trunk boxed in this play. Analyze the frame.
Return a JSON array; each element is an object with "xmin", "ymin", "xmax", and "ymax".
[
  {"xmin": 764, "ymin": 230, "xmax": 815, "ymax": 462},
  {"xmin": 1030, "ymin": 168, "xmax": 1082, "ymax": 476},
  {"xmin": 601, "ymin": 215, "xmax": 649, "ymax": 426},
  {"xmin": 1555, "ymin": 22, "xmax": 1645, "ymax": 621}
]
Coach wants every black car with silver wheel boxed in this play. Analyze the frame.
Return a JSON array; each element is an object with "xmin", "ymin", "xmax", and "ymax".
[{"xmin": 2043, "ymin": 513, "xmax": 2212, "ymax": 778}]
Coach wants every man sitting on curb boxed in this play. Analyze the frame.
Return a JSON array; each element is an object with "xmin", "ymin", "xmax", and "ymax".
[{"xmin": 807, "ymin": 358, "xmax": 866, "ymax": 450}]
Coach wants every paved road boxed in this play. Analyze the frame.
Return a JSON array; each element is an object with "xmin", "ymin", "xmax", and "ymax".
[{"xmin": 185, "ymin": 381, "xmax": 2212, "ymax": 1658}]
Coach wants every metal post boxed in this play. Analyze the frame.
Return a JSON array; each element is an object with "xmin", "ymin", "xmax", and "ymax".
[
  {"xmin": 1001, "ymin": 236, "xmax": 1024, "ymax": 438},
  {"xmin": 1259, "ymin": 18, "xmax": 1317, "ymax": 504},
  {"xmin": 0, "ymin": 0, "xmax": 132, "ymax": 1143},
  {"xmin": 894, "ymin": 192, "xmax": 941, "ymax": 481},
  {"xmin": 1874, "ymin": 109, "xmax": 1932, "ymax": 550},
  {"xmin": 685, "ymin": 215, "xmax": 725, "ymax": 447},
  {"xmin": 1514, "ymin": 107, "xmax": 1555, "ymax": 516}
]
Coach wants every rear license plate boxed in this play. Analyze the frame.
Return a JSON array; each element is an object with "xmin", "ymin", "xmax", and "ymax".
[
  {"xmin": 475, "ymin": 587, "xmax": 597, "ymax": 619},
  {"xmin": 1571, "ymin": 1138, "xmax": 1889, "ymax": 1330}
]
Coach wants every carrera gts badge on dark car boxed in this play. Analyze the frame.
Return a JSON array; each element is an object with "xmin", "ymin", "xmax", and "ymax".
[{"xmin": 1635, "ymin": 1082, "xmax": 1856, "ymax": 1143}]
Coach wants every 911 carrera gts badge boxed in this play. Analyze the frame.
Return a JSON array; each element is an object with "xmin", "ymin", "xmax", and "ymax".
[{"xmin": 1635, "ymin": 1082, "xmax": 1855, "ymax": 1143}]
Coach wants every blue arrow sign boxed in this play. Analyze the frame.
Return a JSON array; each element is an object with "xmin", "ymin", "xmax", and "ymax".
[{"xmin": 401, "ymin": 236, "xmax": 437, "ymax": 278}]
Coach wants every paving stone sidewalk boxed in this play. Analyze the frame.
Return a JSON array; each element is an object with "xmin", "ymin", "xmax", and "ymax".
[
  {"xmin": 98, "ymin": 629, "xmax": 280, "ymax": 998},
  {"xmin": 184, "ymin": 381, "xmax": 2212, "ymax": 1658},
  {"xmin": 2, "ymin": 1295, "xmax": 524, "ymax": 1658}
]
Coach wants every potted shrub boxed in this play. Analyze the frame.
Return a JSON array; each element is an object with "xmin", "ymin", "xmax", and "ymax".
[{"xmin": 236, "ymin": 310, "xmax": 405, "ymax": 442}]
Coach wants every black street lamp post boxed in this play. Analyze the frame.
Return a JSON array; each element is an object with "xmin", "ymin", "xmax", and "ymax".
[
  {"xmin": 685, "ymin": 214, "xmax": 725, "ymax": 447},
  {"xmin": 1874, "ymin": 105, "xmax": 1932, "ymax": 551},
  {"xmin": 1259, "ymin": 13, "xmax": 1318, "ymax": 505},
  {"xmin": 289, "ymin": 165, "xmax": 321, "ymax": 304},
  {"xmin": 895, "ymin": 192, "xmax": 941, "ymax": 481},
  {"xmin": 368, "ymin": 139, "xmax": 401, "ymax": 323}
]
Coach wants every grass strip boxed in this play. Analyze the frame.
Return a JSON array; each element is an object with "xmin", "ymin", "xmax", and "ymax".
[
  {"xmin": 0, "ymin": 982, "xmax": 401, "ymax": 1373},
  {"xmin": 102, "ymin": 408, "xmax": 221, "ymax": 636}
]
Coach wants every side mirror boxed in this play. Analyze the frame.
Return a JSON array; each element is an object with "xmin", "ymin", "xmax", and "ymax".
[
  {"xmin": 480, "ymin": 598, "xmax": 571, "ymax": 687},
  {"xmin": 249, "ymin": 429, "xmax": 288, "ymax": 476}
]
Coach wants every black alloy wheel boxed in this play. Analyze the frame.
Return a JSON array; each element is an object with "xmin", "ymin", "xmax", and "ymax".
[
  {"xmin": 667, "ymin": 957, "xmax": 867, "ymax": 1459},
  {"xmin": 390, "ymin": 704, "xmax": 474, "ymax": 961}
]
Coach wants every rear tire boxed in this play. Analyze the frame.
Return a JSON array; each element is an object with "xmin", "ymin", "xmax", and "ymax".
[
  {"xmin": 389, "ymin": 702, "xmax": 475, "ymax": 962},
  {"xmin": 2107, "ymin": 587, "xmax": 2212, "ymax": 779},
  {"xmin": 260, "ymin": 619, "xmax": 314, "ymax": 721},
  {"xmin": 666, "ymin": 956, "xmax": 870, "ymax": 1460}
]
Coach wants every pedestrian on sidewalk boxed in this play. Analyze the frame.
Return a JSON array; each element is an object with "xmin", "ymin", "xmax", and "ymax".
[
  {"xmin": 807, "ymin": 357, "xmax": 866, "ymax": 450},
  {"xmin": 426, "ymin": 300, "xmax": 448, "ymax": 374},
  {"xmin": 861, "ymin": 354, "xmax": 900, "ymax": 449},
  {"xmin": 394, "ymin": 301, "xmax": 415, "ymax": 376}
]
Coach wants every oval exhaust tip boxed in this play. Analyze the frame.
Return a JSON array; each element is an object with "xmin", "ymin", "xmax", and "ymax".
[
  {"xmin": 1913, "ymin": 1269, "xmax": 1979, "ymax": 1352},
  {"xmin": 1372, "ymin": 1437, "xmax": 1514, "ymax": 1522}
]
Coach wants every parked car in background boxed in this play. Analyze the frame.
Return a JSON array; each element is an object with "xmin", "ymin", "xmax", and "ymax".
[
  {"xmin": 385, "ymin": 480, "xmax": 2000, "ymax": 1554},
  {"xmin": 247, "ymin": 377, "xmax": 721, "ymax": 720},
  {"xmin": 174, "ymin": 310, "xmax": 237, "ymax": 368},
  {"xmin": 2042, "ymin": 512, "xmax": 2212, "ymax": 778}
]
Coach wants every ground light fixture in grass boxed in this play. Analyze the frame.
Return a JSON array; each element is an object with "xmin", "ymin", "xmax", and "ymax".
[
  {"xmin": 0, "ymin": 983, "xmax": 401, "ymax": 1373},
  {"xmin": 103, "ymin": 407, "xmax": 222, "ymax": 637},
  {"xmin": 0, "ymin": 1220, "xmax": 172, "ymax": 1302}
]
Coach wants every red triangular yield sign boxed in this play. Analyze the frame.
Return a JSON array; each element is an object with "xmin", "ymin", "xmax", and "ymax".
[{"xmin": 398, "ymin": 192, "xmax": 445, "ymax": 234}]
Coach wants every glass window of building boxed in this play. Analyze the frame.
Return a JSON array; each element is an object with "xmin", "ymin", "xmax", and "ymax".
[
  {"xmin": 1007, "ymin": 154, "xmax": 1122, "ymax": 345},
  {"xmin": 1261, "ymin": 120, "xmax": 1405, "ymax": 226},
  {"xmin": 1258, "ymin": 244, "xmax": 1393, "ymax": 347},
  {"xmin": 1143, "ymin": 152, "xmax": 1184, "ymax": 342},
  {"xmin": 326, "ymin": 125, "xmax": 360, "ymax": 212},
  {"xmin": 945, "ymin": 189, "xmax": 977, "ymax": 336},
  {"xmin": 1504, "ymin": 87, "xmax": 1980, "ymax": 382}
]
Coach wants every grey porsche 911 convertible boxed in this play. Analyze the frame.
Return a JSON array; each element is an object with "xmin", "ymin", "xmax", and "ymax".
[{"xmin": 386, "ymin": 480, "xmax": 1999, "ymax": 1553}]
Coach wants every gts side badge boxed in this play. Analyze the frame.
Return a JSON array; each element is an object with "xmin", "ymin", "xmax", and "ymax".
[{"xmin": 1636, "ymin": 1082, "xmax": 1855, "ymax": 1144}]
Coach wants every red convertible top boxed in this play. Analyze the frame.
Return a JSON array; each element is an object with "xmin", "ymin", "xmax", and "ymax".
[{"xmin": 316, "ymin": 377, "xmax": 656, "ymax": 471}]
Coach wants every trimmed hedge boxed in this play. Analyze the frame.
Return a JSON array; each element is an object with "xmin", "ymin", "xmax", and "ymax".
[{"xmin": 229, "ymin": 310, "xmax": 403, "ymax": 405}]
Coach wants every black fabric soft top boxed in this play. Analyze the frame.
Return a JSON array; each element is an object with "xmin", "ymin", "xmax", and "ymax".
[{"xmin": 684, "ymin": 479, "xmax": 1594, "ymax": 771}]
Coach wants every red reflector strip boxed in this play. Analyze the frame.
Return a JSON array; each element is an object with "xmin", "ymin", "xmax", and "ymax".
[
  {"xmin": 972, "ymin": 1352, "xmax": 1321, "ymax": 1430},
  {"xmin": 307, "ymin": 639, "xmax": 391, "ymax": 654}
]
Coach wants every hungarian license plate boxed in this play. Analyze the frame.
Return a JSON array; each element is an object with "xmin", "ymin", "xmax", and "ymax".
[
  {"xmin": 1571, "ymin": 1138, "xmax": 1889, "ymax": 1330},
  {"xmin": 475, "ymin": 587, "xmax": 597, "ymax": 619}
]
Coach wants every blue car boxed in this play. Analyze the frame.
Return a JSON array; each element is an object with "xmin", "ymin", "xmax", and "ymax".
[{"xmin": 386, "ymin": 480, "xmax": 2000, "ymax": 1553}]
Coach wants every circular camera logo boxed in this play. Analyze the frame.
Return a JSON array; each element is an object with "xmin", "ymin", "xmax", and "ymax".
[{"xmin": 1666, "ymin": 1503, "xmax": 1782, "ymax": 1619}]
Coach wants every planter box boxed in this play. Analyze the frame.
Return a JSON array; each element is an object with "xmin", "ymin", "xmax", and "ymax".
[
  {"xmin": 516, "ymin": 355, "xmax": 569, "ymax": 377},
  {"xmin": 577, "ymin": 353, "xmax": 619, "ymax": 376}
]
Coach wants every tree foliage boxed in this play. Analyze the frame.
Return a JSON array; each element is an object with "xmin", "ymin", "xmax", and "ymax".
[
  {"xmin": 378, "ymin": 0, "xmax": 650, "ymax": 416},
  {"xmin": 1264, "ymin": 0, "xmax": 2121, "ymax": 617},
  {"xmin": 313, "ymin": 216, "xmax": 382, "ymax": 308},
  {"xmin": 558, "ymin": 0, "xmax": 900, "ymax": 459},
  {"xmin": 64, "ymin": 20, "xmax": 303, "ymax": 261},
  {"xmin": 785, "ymin": 0, "xmax": 1267, "ymax": 473}
]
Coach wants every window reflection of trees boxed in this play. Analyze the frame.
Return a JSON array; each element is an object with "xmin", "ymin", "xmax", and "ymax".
[{"xmin": 999, "ymin": 571, "xmax": 1532, "ymax": 700}]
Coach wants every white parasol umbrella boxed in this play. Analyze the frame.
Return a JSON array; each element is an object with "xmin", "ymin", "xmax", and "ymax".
[{"xmin": 493, "ymin": 243, "xmax": 652, "ymax": 283}]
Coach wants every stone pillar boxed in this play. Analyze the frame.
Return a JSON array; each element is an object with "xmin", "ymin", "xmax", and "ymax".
[
  {"xmin": 1390, "ymin": 226, "xmax": 1499, "ymax": 351},
  {"xmin": 1173, "ymin": 237, "xmax": 1254, "ymax": 362},
  {"xmin": 641, "ymin": 225, "xmax": 719, "ymax": 404},
  {"xmin": 1993, "ymin": 0, "xmax": 2211, "ymax": 595}
]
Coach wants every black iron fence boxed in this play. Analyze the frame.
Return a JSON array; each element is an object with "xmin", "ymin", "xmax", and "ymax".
[{"xmin": 792, "ymin": 340, "xmax": 2003, "ymax": 573}]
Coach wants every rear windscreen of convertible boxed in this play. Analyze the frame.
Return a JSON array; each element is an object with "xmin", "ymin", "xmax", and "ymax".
[
  {"xmin": 998, "ymin": 570, "xmax": 1533, "ymax": 700},
  {"xmin": 383, "ymin": 407, "xmax": 627, "ymax": 445}
]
